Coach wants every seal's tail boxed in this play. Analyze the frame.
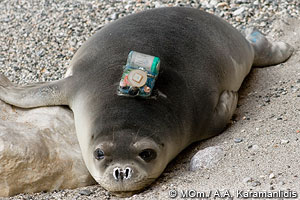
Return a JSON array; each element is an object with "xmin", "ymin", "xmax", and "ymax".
[{"xmin": 243, "ymin": 27, "xmax": 294, "ymax": 67}]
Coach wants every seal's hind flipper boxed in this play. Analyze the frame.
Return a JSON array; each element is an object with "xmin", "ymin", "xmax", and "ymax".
[
  {"xmin": 0, "ymin": 74, "xmax": 70, "ymax": 108},
  {"xmin": 243, "ymin": 27, "xmax": 294, "ymax": 67}
]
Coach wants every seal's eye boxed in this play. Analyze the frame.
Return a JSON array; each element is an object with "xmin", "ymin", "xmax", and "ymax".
[
  {"xmin": 94, "ymin": 148, "xmax": 105, "ymax": 160},
  {"xmin": 139, "ymin": 149, "xmax": 157, "ymax": 162}
]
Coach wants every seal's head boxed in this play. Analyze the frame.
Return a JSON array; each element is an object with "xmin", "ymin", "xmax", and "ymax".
[
  {"xmin": 84, "ymin": 128, "xmax": 170, "ymax": 196},
  {"xmin": 71, "ymin": 80, "xmax": 183, "ymax": 196}
]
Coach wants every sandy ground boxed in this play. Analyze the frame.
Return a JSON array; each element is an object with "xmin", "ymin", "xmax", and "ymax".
[{"xmin": 3, "ymin": 14, "xmax": 300, "ymax": 200}]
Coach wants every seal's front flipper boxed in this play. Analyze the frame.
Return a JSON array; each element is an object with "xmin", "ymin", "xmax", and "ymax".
[
  {"xmin": 0, "ymin": 74, "xmax": 70, "ymax": 108},
  {"xmin": 208, "ymin": 90, "xmax": 238, "ymax": 137},
  {"xmin": 244, "ymin": 27, "xmax": 294, "ymax": 67}
]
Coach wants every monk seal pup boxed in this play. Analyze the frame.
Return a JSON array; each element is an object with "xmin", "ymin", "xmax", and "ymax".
[{"xmin": 0, "ymin": 7, "xmax": 293, "ymax": 196}]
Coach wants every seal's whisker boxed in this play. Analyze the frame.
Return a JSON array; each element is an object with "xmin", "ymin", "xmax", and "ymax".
[
  {"xmin": 134, "ymin": 126, "xmax": 143, "ymax": 141},
  {"xmin": 142, "ymin": 128, "xmax": 158, "ymax": 141}
]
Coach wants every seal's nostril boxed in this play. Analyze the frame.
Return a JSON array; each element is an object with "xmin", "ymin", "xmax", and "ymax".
[
  {"xmin": 113, "ymin": 167, "xmax": 133, "ymax": 181},
  {"xmin": 124, "ymin": 167, "xmax": 132, "ymax": 179},
  {"xmin": 113, "ymin": 168, "xmax": 120, "ymax": 181}
]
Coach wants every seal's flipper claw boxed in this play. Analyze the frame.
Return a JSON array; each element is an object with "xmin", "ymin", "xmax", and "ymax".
[
  {"xmin": 0, "ymin": 74, "xmax": 70, "ymax": 108},
  {"xmin": 244, "ymin": 27, "xmax": 294, "ymax": 67}
]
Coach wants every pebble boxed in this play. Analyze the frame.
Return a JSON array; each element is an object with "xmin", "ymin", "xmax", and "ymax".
[
  {"xmin": 248, "ymin": 144, "xmax": 260, "ymax": 150},
  {"xmin": 234, "ymin": 138, "xmax": 243, "ymax": 143},
  {"xmin": 209, "ymin": 0, "xmax": 218, "ymax": 7},
  {"xmin": 190, "ymin": 146, "xmax": 225, "ymax": 171},
  {"xmin": 252, "ymin": 144, "xmax": 260, "ymax": 150},
  {"xmin": 281, "ymin": 139, "xmax": 289, "ymax": 144},
  {"xmin": 217, "ymin": 2, "xmax": 228, "ymax": 8},
  {"xmin": 251, "ymin": 181, "xmax": 261, "ymax": 187},
  {"xmin": 243, "ymin": 177, "xmax": 253, "ymax": 183},
  {"xmin": 78, "ymin": 189, "xmax": 93, "ymax": 196},
  {"xmin": 233, "ymin": 7, "xmax": 246, "ymax": 16},
  {"xmin": 278, "ymin": 181, "xmax": 285, "ymax": 185},
  {"xmin": 264, "ymin": 97, "xmax": 271, "ymax": 103},
  {"xmin": 269, "ymin": 173, "xmax": 275, "ymax": 179}
]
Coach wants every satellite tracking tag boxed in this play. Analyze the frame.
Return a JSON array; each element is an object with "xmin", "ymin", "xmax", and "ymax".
[{"xmin": 118, "ymin": 51, "xmax": 160, "ymax": 98}]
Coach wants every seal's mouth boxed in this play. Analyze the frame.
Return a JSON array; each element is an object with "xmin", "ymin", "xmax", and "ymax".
[
  {"xmin": 94, "ymin": 174, "xmax": 157, "ymax": 197},
  {"xmin": 96, "ymin": 178, "xmax": 153, "ymax": 195},
  {"xmin": 106, "ymin": 177, "xmax": 158, "ymax": 197}
]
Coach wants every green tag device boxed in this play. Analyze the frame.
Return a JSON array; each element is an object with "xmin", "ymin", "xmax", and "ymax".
[{"xmin": 118, "ymin": 51, "xmax": 160, "ymax": 98}]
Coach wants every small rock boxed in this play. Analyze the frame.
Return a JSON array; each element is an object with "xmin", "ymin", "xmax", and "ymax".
[
  {"xmin": 217, "ymin": 2, "xmax": 228, "ymax": 8},
  {"xmin": 79, "ymin": 189, "xmax": 93, "ymax": 196},
  {"xmin": 281, "ymin": 139, "xmax": 289, "ymax": 144},
  {"xmin": 234, "ymin": 138, "xmax": 243, "ymax": 143},
  {"xmin": 209, "ymin": 0, "xmax": 218, "ymax": 6},
  {"xmin": 252, "ymin": 181, "xmax": 261, "ymax": 187},
  {"xmin": 233, "ymin": 7, "xmax": 246, "ymax": 16},
  {"xmin": 251, "ymin": 144, "xmax": 260, "ymax": 150},
  {"xmin": 278, "ymin": 181, "xmax": 285, "ymax": 185},
  {"xmin": 269, "ymin": 173, "xmax": 275, "ymax": 179},
  {"xmin": 260, "ymin": 21, "xmax": 267, "ymax": 27},
  {"xmin": 111, "ymin": 13, "xmax": 118, "ymax": 20},
  {"xmin": 243, "ymin": 177, "xmax": 252, "ymax": 183},
  {"xmin": 264, "ymin": 97, "xmax": 270, "ymax": 103},
  {"xmin": 190, "ymin": 146, "xmax": 225, "ymax": 171},
  {"xmin": 154, "ymin": 2, "xmax": 163, "ymax": 8}
]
